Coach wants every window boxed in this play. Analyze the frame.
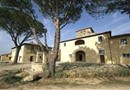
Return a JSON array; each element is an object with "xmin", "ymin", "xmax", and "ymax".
[
  {"xmin": 75, "ymin": 40, "xmax": 85, "ymax": 45},
  {"xmin": 99, "ymin": 50, "xmax": 105, "ymax": 55},
  {"xmin": 39, "ymin": 47, "xmax": 42, "ymax": 51},
  {"xmin": 39, "ymin": 56, "xmax": 42, "ymax": 59},
  {"xmin": 122, "ymin": 53, "xmax": 130, "ymax": 58},
  {"xmin": 120, "ymin": 38, "xmax": 127, "ymax": 45},
  {"xmin": 98, "ymin": 36, "xmax": 103, "ymax": 42},
  {"xmin": 9, "ymin": 57, "xmax": 11, "ymax": 60},
  {"xmin": 64, "ymin": 43, "xmax": 66, "ymax": 47}
]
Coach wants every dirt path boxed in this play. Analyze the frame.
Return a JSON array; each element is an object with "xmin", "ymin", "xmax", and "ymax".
[
  {"xmin": 0, "ymin": 63, "xmax": 31, "ymax": 71},
  {"xmin": 8, "ymin": 86, "xmax": 130, "ymax": 90}
]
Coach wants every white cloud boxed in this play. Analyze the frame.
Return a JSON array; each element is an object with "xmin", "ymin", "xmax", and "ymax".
[
  {"xmin": 112, "ymin": 13, "xmax": 124, "ymax": 23},
  {"xmin": 111, "ymin": 22, "xmax": 130, "ymax": 35},
  {"xmin": 106, "ymin": 13, "xmax": 126, "ymax": 27}
]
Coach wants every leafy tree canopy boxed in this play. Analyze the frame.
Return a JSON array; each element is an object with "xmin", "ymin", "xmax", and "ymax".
[
  {"xmin": 0, "ymin": 0, "xmax": 46, "ymax": 42},
  {"xmin": 0, "ymin": 7, "xmax": 44, "ymax": 42},
  {"xmin": 34, "ymin": 0, "xmax": 85, "ymax": 30},
  {"xmin": 85, "ymin": 0, "xmax": 130, "ymax": 17},
  {"xmin": 0, "ymin": 0, "xmax": 46, "ymax": 64}
]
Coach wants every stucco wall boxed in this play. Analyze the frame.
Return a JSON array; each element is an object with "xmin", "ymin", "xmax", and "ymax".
[
  {"xmin": 18, "ymin": 46, "xmax": 25, "ymax": 63},
  {"xmin": 60, "ymin": 33, "xmax": 111, "ymax": 64},
  {"xmin": 11, "ymin": 48, "xmax": 16, "ymax": 62},
  {"xmin": 11, "ymin": 46, "xmax": 24, "ymax": 63}
]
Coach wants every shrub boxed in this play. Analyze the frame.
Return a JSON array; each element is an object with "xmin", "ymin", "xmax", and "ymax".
[
  {"xmin": 1, "ymin": 70, "xmax": 22, "ymax": 84},
  {"xmin": 56, "ymin": 62, "xmax": 130, "ymax": 78},
  {"xmin": 3, "ymin": 74, "xmax": 22, "ymax": 84}
]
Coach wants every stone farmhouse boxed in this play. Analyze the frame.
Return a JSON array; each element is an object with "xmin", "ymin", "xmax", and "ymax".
[
  {"xmin": 0, "ymin": 27, "xmax": 130, "ymax": 64},
  {"xmin": 11, "ymin": 43, "xmax": 47, "ymax": 63},
  {"xmin": 60, "ymin": 27, "xmax": 130, "ymax": 64},
  {"xmin": 0, "ymin": 42, "xmax": 52, "ymax": 63},
  {"xmin": 0, "ymin": 53, "xmax": 11, "ymax": 62},
  {"xmin": 0, "ymin": 43, "xmax": 47, "ymax": 63}
]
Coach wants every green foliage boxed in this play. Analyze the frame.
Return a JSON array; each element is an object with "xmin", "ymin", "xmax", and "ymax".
[
  {"xmin": 0, "ymin": 0, "xmax": 33, "ymax": 15},
  {"xmin": 104, "ymin": 0, "xmax": 130, "ymax": 15},
  {"xmin": 0, "ymin": 7, "xmax": 45, "ymax": 38},
  {"xmin": 34, "ymin": 0, "xmax": 85, "ymax": 29},
  {"xmin": 3, "ymin": 74, "xmax": 22, "ymax": 84},
  {"xmin": 0, "ymin": 0, "xmax": 46, "ymax": 45},
  {"xmin": 85, "ymin": 0, "xmax": 130, "ymax": 17}
]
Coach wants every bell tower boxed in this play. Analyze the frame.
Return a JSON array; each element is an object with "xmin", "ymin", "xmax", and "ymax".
[{"xmin": 76, "ymin": 27, "xmax": 95, "ymax": 38}]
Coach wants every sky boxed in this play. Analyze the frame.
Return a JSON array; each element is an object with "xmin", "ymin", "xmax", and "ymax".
[{"xmin": 0, "ymin": 11, "xmax": 130, "ymax": 55}]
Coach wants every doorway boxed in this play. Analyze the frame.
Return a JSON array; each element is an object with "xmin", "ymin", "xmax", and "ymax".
[
  {"xmin": 76, "ymin": 51, "xmax": 85, "ymax": 61},
  {"xmin": 30, "ymin": 56, "xmax": 33, "ymax": 62},
  {"xmin": 100, "ymin": 55, "xmax": 105, "ymax": 63}
]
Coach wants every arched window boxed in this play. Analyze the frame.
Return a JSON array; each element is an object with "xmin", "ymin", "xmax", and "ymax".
[{"xmin": 75, "ymin": 40, "xmax": 85, "ymax": 45}]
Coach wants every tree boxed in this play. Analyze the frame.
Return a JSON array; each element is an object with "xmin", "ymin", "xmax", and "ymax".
[
  {"xmin": 34, "ymin": 0, "xmax": 86, "ymax": 77},
  {"xmin": 0, "ymin": 1, "xmax": 87, "ymax": 76},
  {"xmin": 85, "ymin": 0, "xmax": 130, "ymax": 17},
  {"xmin": 0, "ymin": 0, "xmax": 48, "ymax": 52},
  {"xmin": 0, "ymin": 7, "xmax": 45, "ymax": 64}
]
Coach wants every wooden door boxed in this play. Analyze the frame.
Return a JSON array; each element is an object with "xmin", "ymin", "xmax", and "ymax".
[{"xmin": 100, "ymin": 55, "xmax": 105, "ymax": 63}]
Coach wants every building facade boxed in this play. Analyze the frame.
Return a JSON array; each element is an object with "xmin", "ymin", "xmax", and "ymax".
[
  {"xmin": 11, "ymin": 43, "xmax": 46, "ymax": 63},
  {"xmin": 0, "ymin": 53, "xmax": 11, "ymax": 61},
  {"xmin": 60, "ymin": 27, "xmax": 130, "ymax": 64}
]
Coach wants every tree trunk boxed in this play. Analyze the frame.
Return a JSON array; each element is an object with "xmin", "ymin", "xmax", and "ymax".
[
  {"xmin": 30, "ymin": 21, "xmax": 60, "ymax": 77},
  {"xmin": 13, "ymin": 46, "xmax": 21, "ymax": 64},
  {"xmin": 44, "ymin": 33, "xmax": 48, "ymax": 50},
  {"xmin": 30, "ymin": 27, "xmax": 45, "ymax": 52},
  {"xmin": 48, "ymin": 19, "xmax": 60, "ymax": 77},
  {"xmin": 48, "ymin": 55, "xmax": 56, "ymax": 77},
  {"xmin": 30, "ymin": 27, "xmax": 49, "ymax": 66},
  {"xmin": 26, "ymin": 15, "xmax": 50, "ymax": 64}
]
